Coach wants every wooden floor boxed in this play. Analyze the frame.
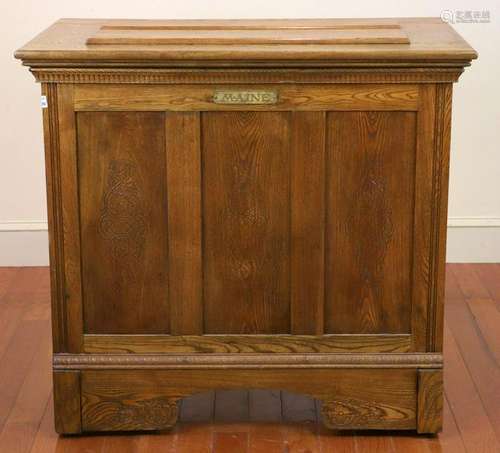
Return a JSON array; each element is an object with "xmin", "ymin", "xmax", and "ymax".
[{"xmin": 0, "ymin": 264, "xmax": 499, "ymax": 452}]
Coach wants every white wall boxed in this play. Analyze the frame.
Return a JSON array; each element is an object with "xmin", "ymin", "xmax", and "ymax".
[{"xmin": 1, "ymin": 0, "xmax": 499, "ymax": 265}]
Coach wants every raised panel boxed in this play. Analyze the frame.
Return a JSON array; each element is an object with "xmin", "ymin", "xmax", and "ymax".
[
  {"xmin": 202, "ymin": 111, "xmax": 290, "ymax": 334},
  {"xmin": 78, "ymin": 112, "xmax": 169, "ymax": 334},
  {"xmin": 325, "ymin": 111, "xmax": 416, "ymax": 334},
  {"xmin": 88, "ymin": 26, "xmax": 409, "ymax": 45}
]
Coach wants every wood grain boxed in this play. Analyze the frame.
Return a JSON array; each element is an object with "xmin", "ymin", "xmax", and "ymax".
[
  {"xmin": 57, "ymin": 85, "xmax": 83, "ymax": 352},
  {"xmin": 83, "ymin": 334, "xmax": 412, "ymax": 353},
  {"xmin": 248, "ymin": 424, "xmax": 285, "ymax": 453},
  {"xmin": 56, "ymin": 433, "xmax": 105, "ymax": 453},
  {"xmin": 411, "ymin": 84, "xmax": 436, "ymax": 352},
  {"xmin": 474, "ymin": 263, "xmax": 500, "ymax": 300},
  {"xmin": 213, "ymin": 432, "xmax": 249, "ymax": 453},
  {"xmin": 317, "ymin": 423, "xmax": 356, "ymax": 453},
  {"xmin": 14, "ymin": 18, "xmax": 478, "ymax": 66},
  {"xmin": 54, "ymin": 352, "xmax": 442, "ymax": 370},
  {"xmin": 290, "ymin": 111, "xmax": 325, "ymax": 335},
  {"xmin": 14, "ymin": 18, "xmax": 477, "ymax": 437},
  {"xmin": 0, "ymin": 320, "xmax": 52, "ymax": 451},
  {"xmin": 31, "ymin": 67, "xmax": 465, "ymax": 85},
  {"xmin": 78, "ymin": 111, "xmax": 169, "ymax": 334},
  {"xmin": 87, "ymin": 28, "xmax": 410, "ymax": 45},
  {"xmin": 0, "ymin": 268, "xmax": 46, "ymax": 365},
  {"xmin": 452, "ymin": 263, "xmax": 491, "ymax": 299},
  {"xmin": 165, "ymin": 112, "xmax": 203, "ymax": 335},
  {"xmin": 467, "ymin": 298, "xmax": 500, "ymax": 365},
  {"xmin": 325, "ymin": 111, "xmax": 416, "ymax": 334},
  {"xmin": 41, "ymin": 83, "xmax": 66, "ymax": 353},
  {"xmin": 443, "ymin": 321, "xmax": 500, "ymax": 451},
  {"xmin": 445, "ymin": 263, "xmax": 463, "ymax": 301},
  {"xmin": 320, "ymin": 368, "xmax": 417, "ymax": 430},
  {"xmin": 417, "ymin": 369, "xmax": 443, "ymax": 433},
  {"xmin": 53, "ymin": 371, "xmax": 81, "ymax": 434},
  {"xmin": 427, "ymin": 83, "xmax": 453, "ymax": 352},
  {"xmin": 73, "ymin": 84, "xmax": 419, "ymax": 111},
  {"xmin": 0, "ymin": 316, "xmax": 49, "ymax": 433},
  {"xmin": 446, "ymin": 295, "xmax": 500, "ymax": 442},
  {"xmin": 1, "ymin": 266, "xmax": 496, "ymax": 447},
  {"xmin": 82, "ymin": 395, "xmax": 179, "ymax": 432},
  {"xmin": 0, "ymin": 267, "xmax": 17, "ymax": 301},
  {"xmin": 438, "ymin": 395, "xmax": 467, "ymax": 453},
  {"xmin": 28, "ymin": 398, "xmax": 59, "ymax": 453},
  {"xmin": 80, "ymin": 369, "xmax": 417, "ymax": 431},
  {"xmin": 202, "ymin": 111, "xmax": 290, "ymax": 334},
  {"xmin": 284, "ymin": 423, "xmax": 320, "ymax": 452},
  {"xmin": 163, "ymin": 424, "xmax": 208, "ymax": 452},
  {"xmin": 100, "ymin": 18, "xmax": 403, "ymax": 31},
  {"xmin": 355, "ymin": 434, "xmax": 395, "ymax": 453}
]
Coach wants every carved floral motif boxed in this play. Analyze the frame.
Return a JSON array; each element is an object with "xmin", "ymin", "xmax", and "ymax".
[
  {"xmin": 111, "ymin": 398, "xmax": 179, "ymax": 429},
  {"xmin": 321, "ymin": 399, "xmax": 384, "ymax": 427},
  {"xmin": 98, "ymin": 159, "xmax": 146, "ymax": 262}
]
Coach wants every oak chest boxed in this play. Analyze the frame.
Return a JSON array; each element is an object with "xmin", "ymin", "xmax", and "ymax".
[{"xmin": 15, "ymin": 18, "xmax": 477, "ymax": 433}]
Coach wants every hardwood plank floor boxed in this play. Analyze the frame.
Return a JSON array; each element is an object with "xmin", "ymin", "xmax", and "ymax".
[{"xmin": 0, "ymin": 265, "xmax": 499, "ymax": 453}]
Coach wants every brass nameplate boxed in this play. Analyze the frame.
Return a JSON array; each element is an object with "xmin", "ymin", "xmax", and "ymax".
[{"xmin": 213, "ymin": 90, "xmax": 278, "ymax": 105}]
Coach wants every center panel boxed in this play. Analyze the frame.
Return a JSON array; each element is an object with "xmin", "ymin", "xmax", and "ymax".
[{"xmin": 201, "ymin": 111, "xmax": 291, "ymax": 334}]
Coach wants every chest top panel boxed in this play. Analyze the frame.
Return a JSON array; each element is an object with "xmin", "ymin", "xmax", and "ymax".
[{"xmin": 15, "ymin": 18, "xmax": 476, "ymax": 68}]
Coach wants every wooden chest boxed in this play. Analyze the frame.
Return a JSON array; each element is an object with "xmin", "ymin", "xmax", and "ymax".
[{"xmin": 15, "ymin": 18, "xmax": 476, "ymax": 434}]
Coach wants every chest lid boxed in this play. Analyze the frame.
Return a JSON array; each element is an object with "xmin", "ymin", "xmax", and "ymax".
[{"xmin": 15, "ymin": 18, "xmax": 477, "ymax": 68}]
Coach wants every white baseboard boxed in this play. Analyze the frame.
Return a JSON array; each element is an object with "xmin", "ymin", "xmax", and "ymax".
[
  {"xmin": 446, "ymin": 226, "xmax": 500, "ymax": 262},
  {"xmin": 446, "ymin": 217, "xmax": 500, "ymax": 262},
  {"xmin": 1, "ymin": 218, "xmax": 499, "ymax": 265},
  {"xmin": 0, "ymin": 221, "xmax": 48, "ymax": 232},
  {"xmin": 447, "ymin": 216, "xmax": 500, "ymax": 228},
  {"xmin": 0, "ymin": 230, "xmax": 49, "ymax": 266}
]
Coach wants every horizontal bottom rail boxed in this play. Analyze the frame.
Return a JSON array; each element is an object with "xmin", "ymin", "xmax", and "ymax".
[{"xmin": 54, "ymin": 352, "xmax": 442, "ymax": 370}]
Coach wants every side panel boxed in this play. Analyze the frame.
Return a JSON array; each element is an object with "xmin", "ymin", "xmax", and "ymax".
[
  {"xmin": 41, "ymin": 82, "xmax": 66, "ymax": 352},
  {"xmin": 57, "ymin": 84, "xmax": 84, "ymax": 352},
  {"xmin": 428, "ymin": 84, "xmax": 453, "ymax": 352},
  {"xmin": 78, "ymin": 112, "xmax": 169, "ymax": 334},
  {"xmin": 325, "ymin": 111, "xmax": 416, "ymax": 334}
]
